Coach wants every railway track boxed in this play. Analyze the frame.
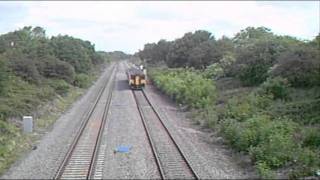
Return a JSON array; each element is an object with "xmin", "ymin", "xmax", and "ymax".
[
  {"xmin": 54, "ymin": 65, "xmax": 117, "ymax": 179},
  {"xmin": 133, "ymin": 89, "xmax": 199, "ymax": 180}
]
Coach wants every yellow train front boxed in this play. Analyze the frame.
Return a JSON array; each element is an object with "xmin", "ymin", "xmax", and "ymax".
[{"xmin": 126, "ymin": 67, "xmax": 146, "ymax": 89}]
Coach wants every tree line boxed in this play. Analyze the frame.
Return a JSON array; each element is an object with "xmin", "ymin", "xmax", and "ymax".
[
  {"xmin": 138, "ymin": 27, "xmax": 320, "ymax": 87},
  {"xmin": 0, "ymin": 26, "xmax": 110, "ymax": 121},
  {"xmin": 0, "ymin": 26, "xmax": 106, "ymax": 93}
]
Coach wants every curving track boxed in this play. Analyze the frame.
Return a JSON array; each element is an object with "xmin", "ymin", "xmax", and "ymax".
[
  {"xmin": 54, "ymin": 65, "xmax": 117, "ymax": 179},
  {"xmin": 133, "ymin": 89, "xmax": 199, "ymax": 180}
]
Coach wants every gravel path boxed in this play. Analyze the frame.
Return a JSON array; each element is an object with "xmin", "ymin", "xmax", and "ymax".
[
  {"xmin": 144, "ymin": 81, "xmax": 258, "ymax": 179},
  {"xmin": 1, "ymin": 65, "xmax": 114, "ymax": 179},
  {"xmin": 101, "ymin": 62, "xmax": 160, "ymax": 179}
]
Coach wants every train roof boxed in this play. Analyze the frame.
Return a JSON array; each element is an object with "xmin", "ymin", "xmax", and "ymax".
[{"xmin": 126, "ymin": 67, "xmax": 144, "ymax": 75}]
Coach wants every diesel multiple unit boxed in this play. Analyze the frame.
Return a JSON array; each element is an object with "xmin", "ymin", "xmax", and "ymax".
[{"xmin": 126, "ymin": 67, "xmax": 146, "ymax": 89}]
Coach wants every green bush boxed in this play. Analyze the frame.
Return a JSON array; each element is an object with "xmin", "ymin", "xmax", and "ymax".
[
  {"xmin": 269, "ymin": 98, "xmax": 320, "ymax": 124},
  {"xmin": 290, "ymin": 148, "xmax": 320, "ymax": 178},
  {"xmin": 150, "ymin": 68, "xmax": 216, "ymax": 109},
  {"xmin": 258, "ymin": 77, "xmax": 290, "ymax": 100},
  {"xmin": 74, "ymin": 73, "xmax": 91, "ymax": 88},
  {"xmin": 302, "ymin": 127, "xmax": 320, "ymax": 149},
  {"xmin": 225, "ymin": 93, "xmax": 272, "ymax": 121},
  {"xmin": 221, "ymin": 114, "xmax": 298, "ymax": 168},
  {"xmin": 202, "ymin": 63, "xmax": 224, "ymax": 80},
  {"xmin": 37, "ymin": 56, "xmax": 75, "ymax": 83},
  {"xmin": 48, "ymin": 79, "xmax": 70, "ymax": 95},
  {"xmin": 271, "ymin": 46, "xmax": 320, "ymax": 87},
  {"xmin": 238, "ymin": 63, "xmax": 270, "ymax": 86},
  {"xmin": 249, "ymin": 130, "xmax": 296, "ymax": 168},
  {"xmin": 256, "ymin": 161, "xmax": 275, "ymax": 179}
]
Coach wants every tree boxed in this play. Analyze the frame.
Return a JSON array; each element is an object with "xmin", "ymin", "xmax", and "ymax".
[
  {"xmin": 166, "ymin": 30, "xmax": 213, "ymax": 68},
  {"xmin": 138, "ymin": 40, "xmax": 172, "ymax": 66},
  {"xmin": 6, "ymin": 50, "xmax": 41, "ymax": 84},
  {"xmin": 36, "ymin": 55, "xmax": 75, "ymax": 83},
  {"xmin": 31, "ymin": 26, "xmax": 46, "ymax": 39},
  {"xmin": 270, "ymin": 45, "xmax": 320, "ymax": 87},
  {"xmin": 233, "ymin": 26, "xmax": 274, "ymax": 47},
  {"xmin": 188, "ymin": 40, "xmax": 218, "ymax": 69},
  {"xmin": 234, "ymin": 39, "xmax": 279, "ymax": 86},
  {"xmin": 50, "ymin": 35, "xmax": 93, "ymax": 73}
]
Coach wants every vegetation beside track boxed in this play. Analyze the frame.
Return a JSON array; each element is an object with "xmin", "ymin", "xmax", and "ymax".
[
  {"xmin": 144, "ymin": 27, "xmax": 320, "ymax": 178},
  {"xmin": 150, "ymin": 68, "xmax": 320, "ymax": 178},
  {"xmin": 0, "ymin": 26, "xmax": 111, "ymax": 175}
]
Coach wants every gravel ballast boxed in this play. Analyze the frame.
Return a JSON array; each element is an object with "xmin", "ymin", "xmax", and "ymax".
[
  {"xmin": 1, "ymin": 65, "xmax": 114, "ymax": 179},
  {"xmin": 100, "ymin": 62, "xmax": 160, "ymax": 179}
]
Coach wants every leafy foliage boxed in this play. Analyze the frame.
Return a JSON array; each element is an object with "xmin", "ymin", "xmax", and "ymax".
[
  {"xmin": 139, "ymin": 26, "xmax": 319, "ymax": 88},
  {"xmin": 258, "ymin": 77, "xmax": 290, "ymax": 100},
  {"xmin": 47, "ymin": 79, "xmax": 70, "ymax": 96},
  {"xmin": 150, "ymin": 68, "xmax": 216, "ymax": 109},
  {"xmin": 50, "ymin": 35, "xmax": 93, "ymax": 73},
  {"xmin": 0, "ymin": 26, "xmax": 110, "ymax": 175},
  {"xmin": 270, "ymin": 45, "xmax": 320, "ymax": 87},
  {"xmin": 74, "ymin": 73, "xmax": 91, "ymax": 88},
  {"xmin": 144, "ymin": 27, "xmax": 320, "ymax": 178}
]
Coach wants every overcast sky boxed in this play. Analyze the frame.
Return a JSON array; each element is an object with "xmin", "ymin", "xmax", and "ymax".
[{"xmin": 0, "ymin": 1, "xmax": 319, "ymax": 54}]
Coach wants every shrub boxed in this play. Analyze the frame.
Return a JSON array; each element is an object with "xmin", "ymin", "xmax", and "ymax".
[
  {"xmin": 302, "ymin": 127, "xmax": 320, "ymax": 149},
  {"xmin": 234, "ymin": 116, "xmax": 271, "ymax": 151},
  {"xmin": 219, "ymin": 118, "xmax": 239, "ymax": 146},
  {"xmin": 221, "ymin": 114, "xmax": 298, "ymax": 169},
  {"xmin": 270, "ymin": 46, "xmax": 320, "ymax": 87},
  {"xmin": 48, "ymin": 79, "xmax": 70, "ymax": 95},
  {"xmin": 249, "ymin": 119, "xmax": 297, "ymax": 168},
  {"xmin": 256, "ymin": 161, "xmax": 275, "ymax": 179},
  {"xmin": 290, "ymin": 148, "xmax": 320, "ymax": 178},
  {"xmin": 9, "ymin": 55, "xmax": 41, "ymax": 84},
  {"xmin": 225, "ymin": 94, "xmax": 272, "ymax": 121},
  {"xmin": 74, "ymin": 73, "xmax": 91, "ymax": 88},
  {"xmin": 37, "ymin": 56, "xmax": 75, "ymax": 83},
  {"xmin": 150, "ymin": 68, "xmax": 216, "ymax": 109},
  {"xmin": 238, "ymin": 63, "xmax": 270, "ymax": 86},
  {"xmin": 195, "ymin": 106, "xmax": 219, "ymax": 128},
  {"xmin": 225, "ymin": 97, "xmax": 255, "ymax": 121},
  {"xmin": 202, "ymin": 63, "xmax": 224, "ymax": 80},
  {"xmin": 258, "ymin": 77, "xmax": 290, "ymax": 100},
  {"xmin": 269, "ymin": 98, "xmax": 320, "ymax": 124}
]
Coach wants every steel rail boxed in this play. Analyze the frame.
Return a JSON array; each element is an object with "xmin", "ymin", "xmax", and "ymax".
[
  {"xmin": 133, "ymin": 89, "xmax": 199, "ymax": 179},
  {"xmin": 132, "ymin": 91, "xmax": 165, "ymax": 179},
  {"xmin": 54, "ymin": 64, "xmax": 117, "ymax": 179},
  {"xmin": 87, "ymin": 65, "xmax": 117, "ymax": 179}
]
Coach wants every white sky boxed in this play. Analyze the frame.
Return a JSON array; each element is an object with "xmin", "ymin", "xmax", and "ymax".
[{"xmin": 0, "ymin": 1, "xmax": 319, "ymax": 53}]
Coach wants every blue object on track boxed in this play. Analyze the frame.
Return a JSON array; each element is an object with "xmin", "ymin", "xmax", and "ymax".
[{"xmin": 115, "ymin": 145, "xmax": 132, "ymax": 153}]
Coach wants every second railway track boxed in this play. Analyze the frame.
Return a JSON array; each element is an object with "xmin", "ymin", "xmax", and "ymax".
[
  {"xmin": 54, "ymin": 65, "xmax": 117, "ymax": 179},
  {"xmin": 133, "ymin": 89, "xmax": 199, "ymax": 180}
]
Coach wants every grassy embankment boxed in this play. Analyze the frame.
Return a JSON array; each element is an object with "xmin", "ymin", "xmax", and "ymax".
[
  {"xmin": 149, "ymin": 68, "xmax": 320, "ymax": 179},
  {"xmin": 0, "ymin": 66, "xmax": 104, "ymax": 175}
]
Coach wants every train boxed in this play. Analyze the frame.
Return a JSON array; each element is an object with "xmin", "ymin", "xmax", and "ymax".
[{"xmin": 126, "ymin": 66, "xmax": 146, "ymax": 89}]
